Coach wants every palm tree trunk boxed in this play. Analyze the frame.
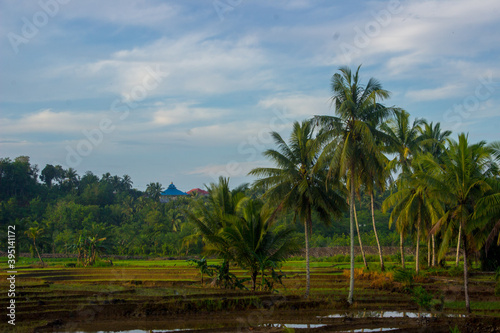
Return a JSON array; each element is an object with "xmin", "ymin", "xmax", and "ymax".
[
  {"xmin": 348, "ymin": 173, "xmax": 355, "ymax": 305},
  {"xmin": 370, "ymin": 191, "xmax": 384, "ymax": 271},
  {"xmin": 33, "ymin": 239, "xmax": 44, "ymax": 266},
  {"xmin": 432, "ymin": 235, "xmax": 436, "ymax": 267},
  {"xmin": 462, "ymin": 227, "xmax": 470, "ymax": 313},
  {"xmin": 416, "ymin": 211, "xmax": 420, "ymax": 274},
  {"xmin": 427, "ymin": 237, "xmax": 431, "ymax": 267},
  {"xmin": 304, "ymin": 212, "xmax": 311, "ymax": 299},
  {"xmin": 456, "ymin": 224, "xmax": 462, "ymax": 267},
  {"xmin": 400, "ymin": 231, "xmax": 405, "ymax": 269},
  {"xmin": 353, "ymin": 200, "xmax": 367, "ymax": 268}
]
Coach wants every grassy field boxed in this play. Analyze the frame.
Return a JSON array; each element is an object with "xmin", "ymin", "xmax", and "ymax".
[{"xmin": 1, "ymin": 256, "xmax": 499, "ymax": 332}]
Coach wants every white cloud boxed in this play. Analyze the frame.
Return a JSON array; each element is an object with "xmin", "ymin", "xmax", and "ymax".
[
  {"xmin": 0, "ymin": 109, "xmax": 106, "ymax": 135},
  {"xmin": 187, "ymin": 160, "xmax": 272, "ymax": 178},
  {"xmin": 258, "ymin": 94, "xmax": 331, "ymax": 118},
  {"xmin": 61, "ymin": 1, "xmax": 180, "ymax": 27},
  {"xmin": 44, "ymin": 33, "xmax": 274, "ymax": 100},
  {"xmin": 405, "ymin": 84, "xmax": 465, "ymax": 101},
  {"xmin": 151, "ymin": 103, "xmax": 226, "ymax": 126}
]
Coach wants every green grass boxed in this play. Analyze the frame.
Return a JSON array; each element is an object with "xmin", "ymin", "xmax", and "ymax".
[{"xmin": 445, "ymin": 301, "xmax": 500, "ymax": 311}]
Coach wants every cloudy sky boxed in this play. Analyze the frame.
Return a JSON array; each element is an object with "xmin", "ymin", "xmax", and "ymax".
[{"xmin": 1, "ymin": 0, "xmax": 499, "ymax": 191}]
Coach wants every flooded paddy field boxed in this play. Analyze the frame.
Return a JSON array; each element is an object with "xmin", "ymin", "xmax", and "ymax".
[{"xmin": 1, "ymin": 258, "xmax": 499, "ymax": 332}]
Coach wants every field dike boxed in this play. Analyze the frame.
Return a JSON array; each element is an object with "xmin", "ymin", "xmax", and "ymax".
[{"xmin": 0, "ymin": 259, "xmax": 499, "ymax": 333}]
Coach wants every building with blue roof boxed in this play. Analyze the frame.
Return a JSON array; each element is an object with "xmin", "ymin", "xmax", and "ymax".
[{"xmin": 159, "ymin": 182, "xmax": 189, "ymax": 203}]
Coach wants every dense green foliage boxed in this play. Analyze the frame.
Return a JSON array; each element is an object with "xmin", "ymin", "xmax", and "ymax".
[{"xmin": 0, "ymin": 156, "xmax": 400, "ymax": 259}]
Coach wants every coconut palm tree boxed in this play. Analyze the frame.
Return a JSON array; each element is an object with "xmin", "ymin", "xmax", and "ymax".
[
  {"xmin": 25, "ymin": 224, "xmax": 45, "ymax": 265},
  {"xmin": 146, "ymin": 182, "xmax": 164, "ymax": 201},
  {"xmin": 65, "ymin": 167, "xmax": 80, "ymax": 189},
  {"xmin": 381, "ymin": 109, "xmax": 424, "ymax": 178},
  {"xmin": 419, "ymin": 121, "xmax": 452, "ymax": 160},
  {"xmin": 249, "ymin": 120, "xmax": 346, "ymax": 298},
  {"xmin": 121, "ymin": 174, "xmax": 133, "ymax": 191},
  {"xmin": 218, "ymin": 198, "xmax": 301, "ymax": 290},
  {"xmin": 185, "ymin": 177, "xmax": 247, "ymax": 287},
  {"xmin": 383, "ymin": 158, "xmax": 444, "ymax": 274},
  {"xmin": 426, "ymin": 134, "xmax": 494, "ymax": 313},
  {"xmin": 381, "ymin": 109, "xmax": 424, "ymax": 268},
  {"xmin": 418, "ymin": 121, "xmax": 451, "ymax": 266},
  {"xmin": 315, "ymin": 65, "xmax": 392, "ymax": 304},
  {"xmin": 474, "ymin": 142, "xmax": 500, "ymax": 260},
  {"xmin": 361, "ymin": 147, "xmax": 391, "ymax": 271}
]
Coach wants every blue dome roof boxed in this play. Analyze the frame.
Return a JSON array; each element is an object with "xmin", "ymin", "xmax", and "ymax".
[{"xmin": 160, "ymin": 182, "xmax": 188, "ymax": 196}]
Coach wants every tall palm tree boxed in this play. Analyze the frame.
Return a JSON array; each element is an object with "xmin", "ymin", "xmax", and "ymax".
[
  {"xmin": 474, "ymin": 142, "xmax": 500, "ymax": 259},
  {"xmin": 427, "ymin": 134, "xmax": 494, "ymax": 313},
  {"xmin": 25, "ymin": 224, "xmax": 45, "ymax": 265},
  {"xmin": 382, "ymin": 158, "xmax": 444, "ymax": 274},
  {"xmin": 361, "ymin": 148, "xmax": 390, "ymax": 271},
  {"xmin": 381, "ymin": 109, "xmax": 423, "ymax": 268},
  {"xmin": 249, "ymin": 120, "xmax": 346, "ymax": 298},
  {"xmin": 315, "ymin": 65, "xmax": 391, "ymax": 304},
  {"xmin": 419, "ymin": 121, "xmax": 452, "ymax": 160},
  {"xmin": 121, "ymin": 174, "xmax": 133, "ymax": 191},
  {"xmin": 146, "ymin": 182, "xmax": 164, "ymax": 201},
  {"xmin": 65, "ymin": 168, "xmax": 79, "ymax": 189},
  {"xmin": 381, "ymin": 109, "xmax": 424, "ymax": 178},
  {"xmin": 418, "ymin": 121, "xmax": 451, "ymax": 266}
]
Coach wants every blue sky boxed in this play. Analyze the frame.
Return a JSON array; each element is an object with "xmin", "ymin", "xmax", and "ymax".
[{"xmin": 1, "ymin": 0, "xmax": 499, "ymax": 191}]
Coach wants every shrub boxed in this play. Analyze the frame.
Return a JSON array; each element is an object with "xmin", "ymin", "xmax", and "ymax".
[
  {"xmin": 365, "ymin": 254, "xmax": 379, "ymax": 262},
  {"xmin": 331, "ymin": 254, "xmax": 349, "ymax": 262},
  {"xmin": 393, "ymin": 268, "xmax": 415, "ymax": 289},
  {"xmin": 411, "ymin": 286, "xmax": 433, "ymax": 310},
  {"xmin": 390, "ymin": 253, "xmax": 415, "ymax": 264},
  {"xmin": 343, "ymin": 268, "xmax": 394, "ymax": 290}
]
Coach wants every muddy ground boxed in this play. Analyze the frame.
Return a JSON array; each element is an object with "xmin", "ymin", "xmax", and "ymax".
[{"xmin": 1, "ymin": 262, "xmax": 499, "ymax": 333}]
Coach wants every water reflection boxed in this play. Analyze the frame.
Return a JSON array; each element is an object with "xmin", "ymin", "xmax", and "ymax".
[{"xmin": 319, "ymin": 310, "xmax": 466, "ymax": 319}]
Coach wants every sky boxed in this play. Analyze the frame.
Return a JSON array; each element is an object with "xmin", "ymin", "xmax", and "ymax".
[{"xmin": 1, "ymin": 0, "xmax": 500, "ymax": 192}]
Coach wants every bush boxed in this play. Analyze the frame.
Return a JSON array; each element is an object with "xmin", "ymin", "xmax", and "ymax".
[
  {"xmin": 390, "ymin": 253, "xmax": 415, "ymax": 264},
  {"xmin": 365, "ymin": 254, "xmax": 379, "ymax": 262},
  {"xmin": 393, "ymin": 268, "xmax": 415, "ymax": 289},
  {"xmin": 342, "ymin": 268, "xmax": 394, "ymax": 290},
  {"xmin": 411, "ymin": 286, "xmax": 433, "ymax": 310},
  {"xmin": 331, "ymin": 254, "xmax": 349, "ymax": 262}
]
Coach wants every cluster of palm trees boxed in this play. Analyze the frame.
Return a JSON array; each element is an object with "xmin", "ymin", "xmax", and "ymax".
[
  {"xmin": 245, "ymin": 65, "xmax": 500, "ymax": 312},
  {"xmin": 185, "ymin": 177, "xmax": 301, "ymax": 291}
]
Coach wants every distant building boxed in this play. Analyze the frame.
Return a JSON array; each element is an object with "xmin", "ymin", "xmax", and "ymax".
[
  {"xmin": 187, "ymin": 188, "xmax": 209, "ymax": 196},
  {"xmin": 159, "ymin": 182, "xmax": 189, "ymax": 203}
]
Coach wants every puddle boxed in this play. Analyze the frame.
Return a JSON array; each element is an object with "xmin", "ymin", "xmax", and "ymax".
[
  {"xmin": 72, "ymin": 310, "xmax": 467, "ymax": 332},
  {"xmin": 343, "ymin": 329, "xmax": 399, "ymax": 332},
  {"xmin": 78, "ymin": 325, "xmax": 329, "ymax": 333},
  {"xmin": 261, "ymin": 323, "xmax": 327, "ymax": 329},
  {"xmin": 319, "ymin": 310, "xmax": 465, "ymax": 319}
]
